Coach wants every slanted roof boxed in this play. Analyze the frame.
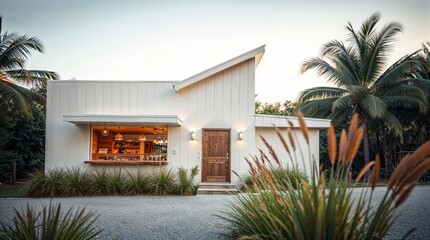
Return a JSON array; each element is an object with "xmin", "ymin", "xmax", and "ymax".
[
  {"xmin": 63, "ymin": 114, "xmax": 182, "ymax": 126},
  {"xmin": 254, "ymin": 114, "xmax": 330, "ymax": 129},
  {"xmin": 173, "ymin": 45, "xmax": 265, "ymax": 92}
]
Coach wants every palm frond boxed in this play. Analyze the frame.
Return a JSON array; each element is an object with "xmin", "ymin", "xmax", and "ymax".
[
  {"xmin": 299, "ymin": 98, "xmax": 337, "ymax": 118},
  {"xmin": 382, "ymin": 111, "xmax": 403, "ymax": 139},
  {"xmin": 364, "ymin": 21, "xmax": 403, "ymax": 83},
  {"xmin": 322, "ymin": 40, "xmax": 361, "ymax": 84},
  {"xmin": 298, "ymin": 87, "xmax": 346, "ymax": 102},
  {"xmin": 0, "ymin": 32, "xmax": 43, "ymax": 70},
  {"xmin": 383, "ymin": 85, "xmax": 427, "ymax": 101},
  {"xmin": 360, "ymin": 95, "xmax": 387, "ymax": 118},
  {"xmin": 332, "ymin": 95, "xmax": 353, "ymax": 111},
  {"xmin": 0, "ymin": 79, "xmax": 45, "ymax": 111},
  {"xmin": 6, "ymin": 69, "xmax": 59, "ymax": 87},
  {"xmin": 358, "ymin": 13, "xmax": 381, "ymax": 43},
  {"xmin": 374, "ymin": 57, "xmax": 418, "ymax": 89},
  {"xmin": 384, "ymin": 95, "xmax": 427, "ymax": 113}
]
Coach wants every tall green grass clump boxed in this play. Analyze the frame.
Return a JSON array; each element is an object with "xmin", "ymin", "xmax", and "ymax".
[
  {"xmin": 147, "ymin": 168, "xmax": 176, "ymax": 195},
  {"xmin": 24, "ymin": 169, "xmax": 65, "ymax": 198},
  {"xmin": 244, "ymin": 167, "xmax": 307, "ymax": 191},
  {"xmin": 24, "ymin": 166, "xmax": 200, "ymax": 197},
  {"xmin": 88, "ymin": 168, "xmax": 111, "ymax": 196},
  {"xmin": 176, "ymin": 166, "xmax": 199, "ymax": 195},
  {"xmin": 107, "ymin": 169, "xmax": 126, "ymax": 195},
  {"xmin": 220, "ymin": 113, "xmax": 430, "ymax": 239},
  {"xmin": 62, "ymin": 166, "xmax": 90, "ymax": 196},
  {"xmin": 0, "ymin": 202, "xmax": 102, "ymax": 240},
  {"xmin": 125, "ymin": 169, "xmax": 148, "ymax": 195}
]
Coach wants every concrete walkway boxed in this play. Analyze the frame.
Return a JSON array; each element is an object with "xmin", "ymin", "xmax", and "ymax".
[{"xmin": 1, "ymin": 186, "xmax": 429, "ymax": 239}]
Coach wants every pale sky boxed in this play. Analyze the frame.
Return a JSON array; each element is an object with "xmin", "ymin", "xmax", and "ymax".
[{"xmin": 1, "ymin": 0, "xmax": 429, "ymax": 102}]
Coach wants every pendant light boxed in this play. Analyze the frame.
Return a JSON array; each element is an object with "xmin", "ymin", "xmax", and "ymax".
[
  {"xmin": 138, "ymin": 127, "xmax": 146, "ymax": 141},
  {"xmin": 115, "ymin": 127, "xmax": 123, "ymax": 141},
  {"xmin": 101, "ymin": 126, "xmax": 110, "ymax": 136}
]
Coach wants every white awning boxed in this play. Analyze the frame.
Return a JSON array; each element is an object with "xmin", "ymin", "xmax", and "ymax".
[
  {"xmin": 63, "ymin": 114, "xmax": 182, "ymax": 126},
  {"xmin": 255, "ymin": 114, "xmax": 330, "ymax": 128}
]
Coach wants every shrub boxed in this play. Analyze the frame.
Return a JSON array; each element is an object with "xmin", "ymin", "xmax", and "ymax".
[
  {"xmin": 0, "ymin": 202, "xmax": 102, "ymax": 240},
  {"xmin": 244, "ymin": 167, "xmax": 307, "ymax": 191},
  {"xmin": 24, "ymin": 169, "xmax": 64, "ymax": 198},
  {"xmin": 107, "ymin": 169, "xmax": 126, "ymax": 195},
  {"xmin": 220, "ymin": 113, "xmax": 430, "ymax": 239},
  {"xmin": 88, "ymin": 168, "xmax": 110, "ymax": 196},
  {"xmin": 24, "ymin": 166, "xmax": 200, "ymax": 197},
  {"xmin": 62, "ymin": 166, "xmax": 90, "ymax": 196},
  {"xmin": 176, "ymin": 166, "xmax": 199, "ymax": 195},
  {"xmin": 125, "ymin": 169, "xmax": 148, "ymax": 195},
  {"xmin": 147, "ymin": 168, "xmax": 176, "ymax": 195}
]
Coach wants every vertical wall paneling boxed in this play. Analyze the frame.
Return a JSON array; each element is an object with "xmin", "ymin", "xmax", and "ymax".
[
  {"xmin": 205, "ymin": 76, "xmax": 215, "ymax": 127},
  {"xmin": 68, "ymin": 82, "xmax": 78, "ymax": 115},
  {"xmin": 103, "ymin": 83, "xmax": 112, "ymax": 114},
  {"xmin": 129, "ymin": 83, "xmax": 138, "ymax": 114},
  {"xmin": 222, "ymin": 69, "xmax": 232, "ymax": 127},
  {"xmin": 213, "ymin": 72, "xmax": 223, "ymax": 126},
  {"xmin": 120, "ymin": 82, "xmax": 129, "ymax": 115},
  {"xmin": 187, "ymin": 83, "xmax": 198, "ymax": 167},
  {"xmin": 146, "ymin": 83, "xmax": 155, "ymax": 114},
  {"xmin": 86, "ymin": 83, "xmax": 95, "ymax": 114},
  {"xmin": 77, "ymin": 83, "xmax": 87, "ymax": 114},
  {"xmin": 137, "ymin": 82, "xmax": 146, "ymax": 114},
  {"xmin": 197, "ymin": 81, "xmax": 206, "ymax": 132},
  {"xmin": 94, "ymin": 83, "xmax": 103, "ymax": 114},
  {"xmin": 112, "ymin": 83, "xmax": 121, "ymax": 114}
]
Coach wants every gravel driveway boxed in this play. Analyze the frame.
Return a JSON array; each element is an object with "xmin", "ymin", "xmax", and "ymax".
[{"xmin": 1, "ymin": 186, "xmax": 429, "ymax": 239}]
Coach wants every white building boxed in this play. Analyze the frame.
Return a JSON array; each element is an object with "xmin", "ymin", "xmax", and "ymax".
[{"xmin": 45, "ymin": 45, "xmax": 330, "ymax": 184}]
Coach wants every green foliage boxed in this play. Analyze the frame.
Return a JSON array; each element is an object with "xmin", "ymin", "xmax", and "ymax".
[
  {"xmin": 0, "ymin": 17, "xmax": 59, "ymax": 113},
  {"xmin": 147, "ymin": 168, "xmax": 176, "ymax": 195},
  {"xmin": 220, "ymin": 114, "xmax": 430, "ymax": 239},
  {"xmin": 176, "ymin": 166, "xmax": 199, "ymax": 195},
  {"xmin": 0, "ymin": 202, "xmax": 102, "ymax": 240},
  {"xmin": 24, "ymin": 169, "xmax": 64, "ymax": 198},
  {"xmin": 125, "ymin": 169, "xmax": 148, "ymax": 195},
  {"xmin": 298, "ymin": 13, "xmax": 430, "ymax": 166},
  {"xmin": 62, "ymin": 166, "xmax": 90, "ymax": 196},
  {"xmin": 0, "ymin": 105, "xmax": 46, "ymax": 181},
  {"xmin": 88, "ymin": 169, "xmax": 110, "ymax": 196},
  {"xmin": 24, "ymin": 166, "xmax": 200, "ymax": 197},
  {"xmin": 107, "ymin": 169, "xmax": 126, "ymax": 195},
  {"xmin": 256, "ymin": 99, "xmax": 298, "ymax": 116},
  {"xmin": 244, "ymin": 167, "xmax": 307, "ymax": 190},
  {"xmin": 0, "ymin": 185, "xmax": 25, "ymax": 198}
]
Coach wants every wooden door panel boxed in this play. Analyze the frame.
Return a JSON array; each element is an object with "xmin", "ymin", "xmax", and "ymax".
[{"xmin": 202, "ymin": 129, "xmax": 230, "ymax": 182}]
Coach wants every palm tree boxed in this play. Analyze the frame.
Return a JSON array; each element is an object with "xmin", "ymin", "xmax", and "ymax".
[
  {"xmin": 0, "ymin": 17, "xmax": 59, "ymax": 112},
  {"xmin": 399, "ymin": 42, "xmax": 430, "ymax": 150},
  {"xmin": 298, "ymin": 13, "xmax": 429, "ymax": 165}
]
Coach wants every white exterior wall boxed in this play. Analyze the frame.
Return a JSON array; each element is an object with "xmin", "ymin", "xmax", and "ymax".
[
  {"xmin": 46, "ymin": 59, "xmax": 256, "ymax": 183},
  {"xmin": 254, "ymin": 127, "xmax": 320, "ymax": 178}
]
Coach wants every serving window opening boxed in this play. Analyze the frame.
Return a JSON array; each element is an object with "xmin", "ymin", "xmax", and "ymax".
[{"xmin": 87, "ymin": 125, "xmax": 168, "ymax": 165}]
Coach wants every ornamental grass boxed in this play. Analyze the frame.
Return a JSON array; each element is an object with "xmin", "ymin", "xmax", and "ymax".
[
  {"xmin": 220, "ymin": 113, "xmax": 430, "ymax": 239},
  {"xmin": 0, "ymin": 202, "xmax": 102, "ymax": 240},
  {"xmin": 24, "ymin": 166, "xmax": 199, "ymax": 197}
]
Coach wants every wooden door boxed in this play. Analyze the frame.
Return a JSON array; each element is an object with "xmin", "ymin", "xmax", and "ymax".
[{"xmin": 202, "ymin": 129, "xmax": 231, "ymax": 182}]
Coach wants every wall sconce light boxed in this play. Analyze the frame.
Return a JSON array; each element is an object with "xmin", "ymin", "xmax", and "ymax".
[
  {"xmin": 191, "ymin": 131, "xmax": 196, "ymax": 140},
  {"xmin": 238, "ymin": 131, "xmax": 244, "ymax": 141}
]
